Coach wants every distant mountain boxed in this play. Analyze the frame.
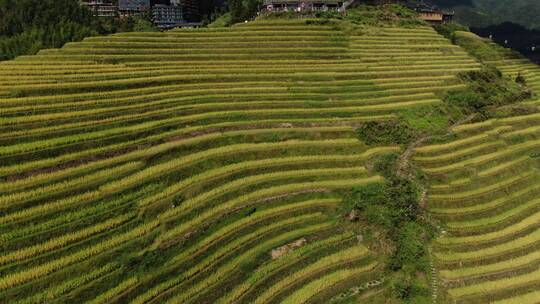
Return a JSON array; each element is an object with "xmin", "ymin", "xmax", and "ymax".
[
  {"xmin": 431, "ymin": 0, "xmax": 540, "ymax": 30},
  {"xmin": 471, "ymin": 22, "xmax": 540, "ymax": 64}
]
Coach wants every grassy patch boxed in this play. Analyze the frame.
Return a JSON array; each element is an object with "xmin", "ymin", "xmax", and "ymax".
[{"xmin": 400, "ymin": 104, "xmax": 453, "ymax": 136}]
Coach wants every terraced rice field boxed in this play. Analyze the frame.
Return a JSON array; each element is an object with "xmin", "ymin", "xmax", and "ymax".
[
  {"xmin": 0, "ymin": 19, "xmax": 481, "ymax": 302},
  {"xmin": 416, "ymin": 107, "xmax": 540, "ymax": 303},
  {"xmin": 483, "ymin": 37, "xmax": 540, "ymax": 109}
]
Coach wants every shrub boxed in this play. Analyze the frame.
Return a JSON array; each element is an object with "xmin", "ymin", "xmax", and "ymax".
[
  {"xmin": 344, "ymin": 155, "xmax": 420, "ymax": 229},
  {"xmin": 390, "ymin": 222, "xmax": 428, "ymax": 271},
  {"xmin": 446, "ymin": 66, "xmax": 532, "ymax": 114},
  {"xmin": 391, "ymin": 275, "xmax": 431, "ymax": 304},
  {"xmin": 356, "ymin": 120, "xmax": 417, "ymax": 146},
  {"xmin": 229, "ymin": 0, "xmax": 260, "ymax": 24},
  {"xmin": 346, "ymin": 183, "xmax": 388, "ymax": 210},
  {"xmin": 374, "ymin": 153, "xmax": 399, "ymax": 179},
  {"xmin": 433, "ymin": 23, "xmax": 469, "ymax": 39},
  {"xmin": 516, "ymin": 72, "xmax": 527, "ymax": 85}
]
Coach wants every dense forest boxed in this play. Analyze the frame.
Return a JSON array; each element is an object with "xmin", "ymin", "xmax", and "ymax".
[{"xmin": 0, "ymin": 0, "xmax": 154, "ymax": 61}]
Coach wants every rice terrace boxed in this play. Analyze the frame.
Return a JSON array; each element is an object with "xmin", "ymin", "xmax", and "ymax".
[{"xmin": 0, "ymin": 0, "xmax": 539, "ymax": 303}]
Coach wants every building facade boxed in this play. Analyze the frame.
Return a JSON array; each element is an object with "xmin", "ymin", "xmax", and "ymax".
[
  {"xmin": 80, "ymin": 0, "xmax": 118, "ymax": 17},
  {"xmin": 172, "ymin": 0, "xmax": 200, "ymax": 22},
  {"xmin": 119, "ymin": 0, "xmax": 151, "ymax": 16},
  {"xmin": 406, "ymin": 2, "xmax": 454, "ymax": 24},
  {"xmin": 152, "ymin": 4, "xmax": 184, "ymax": 28}
]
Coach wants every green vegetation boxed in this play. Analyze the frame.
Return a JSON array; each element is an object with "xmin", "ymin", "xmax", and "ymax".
[
  {"xmin": 413, "ymin": 28, "xmax": 540, "ymax": 303},
  {"xmin": 344, "ymin": 153, "xmax": 432, "ymax": 303},
  {"xmin": 0, "ymin": 6, "xmax": 538, "ymax": 304},
  {"xmin": 356, "ymin": 120, "xmax": 416, "ymax": 145},
  {"xmin": 446, "ymin": 66, "xmax": 530, "ymax": 114},
  {"xmin": 229, "ymin": 0, "xmax": 260, "ymax": 24},
  {"xmin": 0, "ymin": 0, "xmax": 156, "ymax": 61}
]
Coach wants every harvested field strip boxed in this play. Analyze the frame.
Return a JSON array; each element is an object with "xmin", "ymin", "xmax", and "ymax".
[
  {"xmin": 428, "ymin": 182, "xmax": 540, "ymax": 216},
  {"xmin": 13, "ymin": 262, "xmax": 120, "ymax": 304},
  {"xmin": 165, "ymin": 222, "xmax": 336, "ymax": 303},
  {"xmin": 163, "ymin": 199, "xmax": 340, "ymax": 267},
  {"xmin": 0, "ymin": 66, "xmax": 478, "ymax": 86},
  {"xmin": 2, "ymin": 151, "xmax": 364, "ymax": 195},
  {"xmin": 137, "ymin": 148, "xmax": 398, "ymax": 208},
  {"xmin": 415, "ymin": 133, "xmax": 492, "ymax": 155},
  {"xmin": 501, "ymin": 125, "xmax": 540, "ymax": 138},
  {"xmin": 0, "ymin": 187, "xmax": 147, "ymax": 244},
  {"xmin": 413, "ymin": 141, "xmax": 505, "ymax": 164},
  {"xmin": 252, "ymin": 246, "xmax": 371, "ymax": 304},
  {"xmin": 492, "ymin": 290, "xmax": 540, "ymax": 304},
  {"xmin": 214, "ymin": 232, "xmax": 355, "ymax": 304},
  {"xmin": 429, "ymin": 171, "xmax": 535, "ymax": 204},
  {"xmin": 0, "ymin": 162, "xmax": 143, "ymax": 211},
  {"xmin": 439, "ymin": 250, "xmax": 540, "ymax": 280},
  {"xmin": 0, "ymin": 124, "xmax": 370, "ymax": 179},
  {"xmin": 0, "ymin": 219, "xmax": 159, "ymax": 291},
  {"xmin": 477, "ymin": 156, "xmax": 531, "ymax": 177},
  {"xmin": 279, "ymin": 262, "xmax": 379, "ymax": 304},
  {"xmin": 445, "ymin": 197, "xmax": 540, "ymax": 231},
  {"xmin": 0, "ymin": 75, "xmax": 455, "ymax": 107},
  {"xmin": 136, "ymin": 217, "xmax": 333, "ymax": 304},
  {"xmin": 154, "ymin": 167, "xmax": 367, "ymax": 220},
  {"xmin": 0, "ymin": 70, "xmax": 469, "ymax": 94},
  {"xmin": 87, "ymin": 276, "xmax": 139, "ymax": 304},
  {"xmin": 130, "ymin": 201, "xmax": 339, "ymax": 304},
  {"xmin": 415, "ymin": 47, "xmax": 540, "ymax": 299},
  {"xmin": 0, "ymin": 140, "xmax": 363, "ymax": 223},
  {"xmin": 0, "ymin": 213, "xmax": 135, "ymax": 266},
  {"xmin": 435, "ymin": 228, "xmax": 540, "ymax": 263},
  {"xmin": 447, "ymin": 267, "xmax": 540, "ymax": 299},
  {"xmin": 437, "ymin": 210, "xmax": 540, "ymax": 246},
  {"xmin": 0, "ymin": 123, "xmax": 356, "ymax": 157},
  {"xmin": 154, "ymin": 177, "xmax": 383, "ymax": 247},
  {"xmin": 0, "ymin": 94, "xmax": 430, "ymax": 118},
  {"xmin": 423, "ymin": 140, "xmax": 540, "ymax": 174}
]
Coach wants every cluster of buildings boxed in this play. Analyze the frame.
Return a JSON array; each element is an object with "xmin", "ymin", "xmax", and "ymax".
[
  {"xmin": 80, "ymin": 0, "xmax": 201, "ymax": 28},
  {"xmin": 262, "ymin": 0, "xmax": 454, "ymax": 24}
]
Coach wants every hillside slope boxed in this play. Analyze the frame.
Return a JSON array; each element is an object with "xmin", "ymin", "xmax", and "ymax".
[
  {"xmin": 414, "ymin": 32, "xmax": 540, "ymax": 303},
  {"xmin": 432, "ymin": 0, "xmax": 540, "ymax": 29},
  {"xmin": 1, "ymin": 18, "xmax": 536, "ymax": 303}
]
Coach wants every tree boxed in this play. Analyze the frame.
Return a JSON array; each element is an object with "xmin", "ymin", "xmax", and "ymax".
[
  {"xmin": 229, "ymin": 0, "xmax": 261, "ymax": 24},
  {"xmin": 0, "ymin": 0, "xmax": 146, "ymax": 61}
]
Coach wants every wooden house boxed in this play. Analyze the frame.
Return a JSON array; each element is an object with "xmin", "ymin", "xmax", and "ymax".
[{"xmin": 406, "ymin": 2, "xmax": 454, "ymax": 24}]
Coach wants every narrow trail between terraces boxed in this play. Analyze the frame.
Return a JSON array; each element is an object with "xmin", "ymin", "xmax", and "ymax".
[{"xmin": 394, "ymin": 113, "xmax": 476, "ymax": 303}]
